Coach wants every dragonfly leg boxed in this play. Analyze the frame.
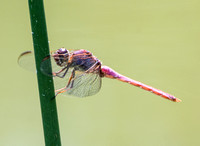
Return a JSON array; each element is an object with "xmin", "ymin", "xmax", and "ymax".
[
  {"xmin": 54, "ymin": 65, "xmax": 70, "ymax": 78},
  {"xmin": 67, "ymin": 69, "xmax": 76, "ymax": 88},
  {"xmin": 53, "ymin": 66, "xmax": 67, "ymax": 76},
  {"xmin": 55, "ymin": 69, "xmax": 76, "ymax": 96}
]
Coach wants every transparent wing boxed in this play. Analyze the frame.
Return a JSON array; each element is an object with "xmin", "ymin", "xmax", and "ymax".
[
  {"xmin": 53, "ymin": 68, "xmax": 74, "ymax": 91},
  {"xmin": 18, "ymin": 50, "xmax": 70, "ymax": 77},
  {"xmin": 64, "ymin": 70, "xmax": 102, "ymax": 97},
  {"xmin": 40, "ymin": 55, "xmax": 70, "ymax": 77},
  {"xmin": 18, "ymin": 51, "xmax": 36, "ymax": 72}
]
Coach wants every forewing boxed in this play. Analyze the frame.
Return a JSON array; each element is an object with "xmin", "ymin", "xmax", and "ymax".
[
  {"xmin": 40, "ymin": 54, "xmax": 70, "ymax": 77},
  {"xmin": 65, "ymin": 71, "xmax": 102, "ymax": 97},
  {"xmin": 18, "ymin": 51, "xmax": 36, "ymax": 72},
  {"xmin": 18, "ymin": 50, "xmax": 69, "ymax": 78}
]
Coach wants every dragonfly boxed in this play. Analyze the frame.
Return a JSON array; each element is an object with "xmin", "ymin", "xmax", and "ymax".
[{"xmin": 18, "ymin": 48, "xmax": 181, "ymax": 102}]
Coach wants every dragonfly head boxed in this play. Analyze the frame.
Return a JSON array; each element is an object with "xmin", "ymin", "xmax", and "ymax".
[{"xmin": 53, "ymin": 48, "xmax": 69, "ymax": 66}]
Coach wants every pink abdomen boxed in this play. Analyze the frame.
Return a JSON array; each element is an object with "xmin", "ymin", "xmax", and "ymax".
[{"xmin": 101, "ymin": 66, "xmax": 181, "ymax": 102}]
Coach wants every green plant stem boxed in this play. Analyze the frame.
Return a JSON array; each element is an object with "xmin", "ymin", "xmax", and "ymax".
[{"xmin": 28, "ymin": 0, "xmax": 61, "ymax": 145}]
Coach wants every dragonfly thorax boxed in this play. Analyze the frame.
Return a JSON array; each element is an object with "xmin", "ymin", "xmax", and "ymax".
[{"xmin": 53, "ymin": 48, "xmax": 69, "ymax": 67}]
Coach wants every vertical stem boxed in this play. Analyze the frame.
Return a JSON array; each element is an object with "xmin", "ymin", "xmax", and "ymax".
[{"xmin": 28, "ymin": 0, "xmax": 61, "ymax": 145}]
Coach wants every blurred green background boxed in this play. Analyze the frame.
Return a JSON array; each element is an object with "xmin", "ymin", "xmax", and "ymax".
[{"xmin": 1, "ymin": 0, "xmax": 200, "ymax": 145}]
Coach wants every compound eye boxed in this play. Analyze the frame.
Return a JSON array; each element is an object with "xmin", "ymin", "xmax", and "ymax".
[{"xmin": 57, "ymin": 48, "xmax": 68, "ymax": 54}]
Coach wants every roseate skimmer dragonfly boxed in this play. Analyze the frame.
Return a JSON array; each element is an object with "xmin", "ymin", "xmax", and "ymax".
[{"xmin": 18, "ymin": 48, "xmax": 181, "ymax": 102}]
